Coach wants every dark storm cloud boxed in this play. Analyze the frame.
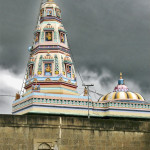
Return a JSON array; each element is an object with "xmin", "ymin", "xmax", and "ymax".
[
  {"xmin": 0, "ymin": 0, "xmax": 40, "ymax": 73},
  {"xmin": 0, "ymin": 0, "xmax": 150, "ymax": 96},
  {"xmin": 57, "ymin": 0, "xmax": 150, "ymax": 95}
]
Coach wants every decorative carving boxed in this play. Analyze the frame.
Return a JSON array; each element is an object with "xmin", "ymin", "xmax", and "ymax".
[
  {"xmin": 72, "ymin": 66, "xmax": 75, "ymax": 79},
  {"xmin": 41, "ymin": 31, "xmax": 44, "ymax": 40},
  {"xmin": 34, "ymin": 78, "xmax": 38, "ymax": 82},
  {"xmin": 56, "ymin": 8, "xmax": 61, "ymax": 18},
  {"xmin": 66, "ymin": 65, "xmax": 71, "ymax": 78},
  {"xmin": 45, "ymin": 78, "xmax": 52, "ymax": 82},
  {"xmin": 15, "ymin": 93, "xmax": 20, "ymax": 100},
  {"xmin": 44, "ymin": 24, "xmax": 54, "ymax": 30},
  {"xmin": 33, "ymin": 56, "xmax": 37, "ymax": 76},
  {"xmin": 68, "ymin": 80, "xmax": 71, "ymax": 84},
  {"xmin": 32, "ymin": 85, "xmax": 40, "ymax": 91},
  {"xmin": 29, "ymin": 64, "xmax": 34, "ymax": 78},
  {"xmin": 38, "ymin": 55, "xmax": 43, "ymax": 75},
  {"xmin": 61, "ymin": 56, "xmax": 65, "ymax": 75},
  {"xmin": 54, "ymin": 31, "xmax": 57, "ymax": 42},
  {"xmin": 38, "ymin": 71, "xmax": 42, "ymax": 75},
  {"xmin": 43, "ymin": 52, "xmax": 54, "ymax": 60},
  {"xmin": 58, "ymin": 77, "xmax": 64, "ymax": 82},
  {"xmin": 35, "ymin": 32, "xmax": 40, "ymax": 44},
  {"xmin": 64, "ymin": 56, "xmax": 72, "ymax": 64},
  {"xmin": 60, "ymin": 32, "xmax": 65, "ymax": 43},
  {"xmin": 54, "ymin": 55, "xmax": 59, "ymax": 75}
]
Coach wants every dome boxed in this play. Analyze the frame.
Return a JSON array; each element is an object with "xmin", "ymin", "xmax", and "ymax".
[
  {"xmin": 99, "ymin": 73, "xmax": 145, "ymax": 101},
  {"xmin": 64, "ymin": 56, "xmax": 72, "ymax": 63},
  {"xmin": 100, "ymin": 91, "xmax": 144, "ymax": 101}
]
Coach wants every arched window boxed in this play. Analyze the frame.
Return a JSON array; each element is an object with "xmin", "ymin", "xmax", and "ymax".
[
  {"xmin": 46, "ymin": 8, "xmax": 53, "ymax": 16},
  {"xmin": 35, "ymin": 32, "xmax": 40, "ymax": 44},
  {"xmin": 40, "ymin": 8, "xmax": 44, "ymax": 17},
  {"xmin": 44, "ymin": 63, "xmax": 52, "ymax": 76},
  {"xmin": 38, "ymin": 143, "xmax": 51, "ymax": 150},
  {"xmin": 44, "ymin": 24, "xmax": 54, "ymax": 42},
  {"xmin": 43, "ymin": 53, "xmax": 54, "ymax": 76},
  {"xmin": 66, "ymin": 64, "xmax": 71, "ymax": 78},
  {"xmin": 55, "ymin": 8, "xmax": 61, "ymax": 18},
  {"xmin": 59, "ymin": 32, "xmax": 65, "ymax": 43},
  {"xmin": 28, "ymin": 64, "xmax": 34, "ymax": 78}
]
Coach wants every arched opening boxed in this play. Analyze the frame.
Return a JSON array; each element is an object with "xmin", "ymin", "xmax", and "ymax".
[{"xmin": 38, "ymin": 143, "xmax": 51, "ymax": 150}]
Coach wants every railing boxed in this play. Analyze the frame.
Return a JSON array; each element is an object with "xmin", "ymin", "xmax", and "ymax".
[{"xmin": 13, "ymin": 98, "xmax": 150, "ymax": 112}]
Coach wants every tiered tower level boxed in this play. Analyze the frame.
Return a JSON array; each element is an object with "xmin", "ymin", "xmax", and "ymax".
[{"xmin": 26, "ymin": 0, "xmax": 77, "ymax": 96}]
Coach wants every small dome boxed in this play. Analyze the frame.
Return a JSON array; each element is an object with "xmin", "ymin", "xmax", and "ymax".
[
  {"xmin": 99, "ymin": 73, "xmax": 145, "ymax": 102},
  {"xmin": 100, "ymin": 91, "xmax": 144, "ymax": 101},
  {"xmin": 64, "ymin": 56, "xmax": 72, "ymax": 62}
]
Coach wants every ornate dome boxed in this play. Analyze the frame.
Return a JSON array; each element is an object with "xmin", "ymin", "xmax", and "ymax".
[{"xmin": 99, "ymin": 73, "xmax": 144, "ymax": 101}]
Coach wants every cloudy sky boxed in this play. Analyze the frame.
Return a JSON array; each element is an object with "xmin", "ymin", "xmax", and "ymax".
[{"xmin": 0, "ymin": 0, "xmax": 150, "ymax": 114}]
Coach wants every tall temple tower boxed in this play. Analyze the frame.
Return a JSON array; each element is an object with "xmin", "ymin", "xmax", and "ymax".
[
  {"xmin": 13, "ymin": 0, "xmax": 90, "ymax": 115},
  {"xmin": 26, "ymin": 0, "xmax": 77, "ymax": 96}
]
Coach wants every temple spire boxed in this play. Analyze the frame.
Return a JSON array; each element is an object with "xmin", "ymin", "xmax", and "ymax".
[
  {"xmin": 19, "ymin": 0, "xmax": 77, "ymax": 96},
  {"xmin": 118, "ymin": 72, "xmax": 124, "ymax": 85},
  {"xmin": 120, "ymin": 72, "xmax": 123, "ymax": 79}
]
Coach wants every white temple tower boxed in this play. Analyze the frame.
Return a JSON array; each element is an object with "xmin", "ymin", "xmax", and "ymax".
[
  {"xmin": 25, "ymin": 0, "xmax": 77, "ymax": 96},
  {"xmin": 13, "ymin": 0, "xmax": 90, "ymax": 115}
]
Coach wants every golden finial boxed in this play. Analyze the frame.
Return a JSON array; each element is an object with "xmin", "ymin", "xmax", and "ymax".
[
  {"xmin": 120, "ymin": 72, "xmax": 123, "ymax": 79},
  {"xmin": 84, "ymin": 87, "xmax": 88, "ymax": 96},
  {"xmin": 47, "ymin": 0, "xmax": 54, "ymax": 2}
]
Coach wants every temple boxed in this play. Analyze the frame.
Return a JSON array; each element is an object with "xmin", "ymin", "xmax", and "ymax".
[
  {"xmin": 13, "ymin": 0, "xmax": 150, "ymax": 119},
  {"xmin": 13, "ymin": 0, "xmax": 90, "ymax": 115}
]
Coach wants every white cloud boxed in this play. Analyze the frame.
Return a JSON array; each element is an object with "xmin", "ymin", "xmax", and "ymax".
[
  {"xmin": 0, "ymin": 68, "xmax": 23, "ymax": 91},
  {"xmin": 0, "ymin": 67, "xmax": 24, "ymax": 114}
]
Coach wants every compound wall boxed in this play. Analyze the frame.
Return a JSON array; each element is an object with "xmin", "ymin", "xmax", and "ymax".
[{"xmin": 0, "ymin": 115, "xmax": 150, "ymax": 150}]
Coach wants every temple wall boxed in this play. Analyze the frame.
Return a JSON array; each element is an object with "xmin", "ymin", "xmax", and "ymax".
[{"xmin": 0, "ymin": 115, "xmax": 150, "ymax": 150}]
